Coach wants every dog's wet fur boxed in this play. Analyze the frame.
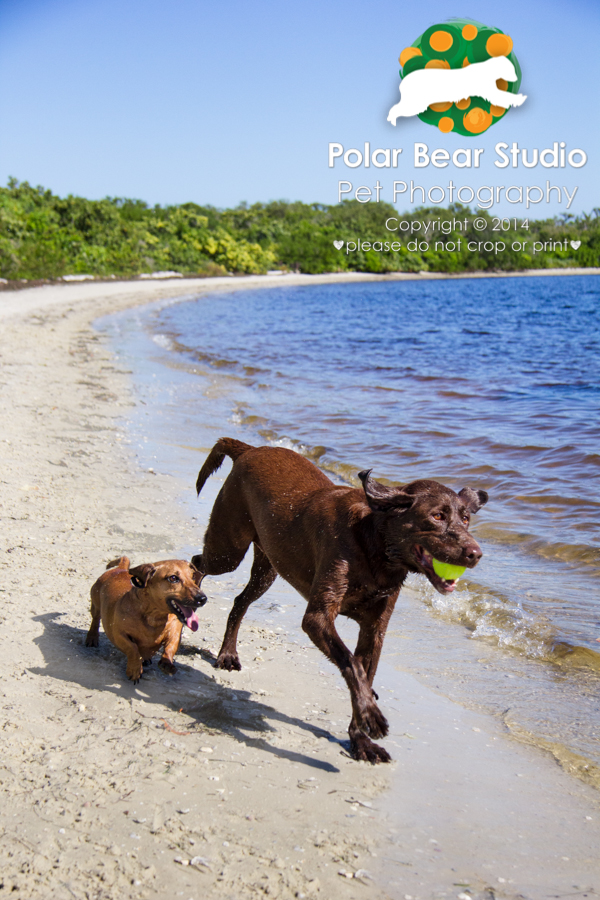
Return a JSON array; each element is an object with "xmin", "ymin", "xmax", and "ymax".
[{"xmin": 192, "ymin": 438, "xmax": 487, "ymax": 763}]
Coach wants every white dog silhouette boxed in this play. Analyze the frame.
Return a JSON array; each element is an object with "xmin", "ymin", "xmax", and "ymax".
[{"xmin": 388, "ymin": 56, "xmax": 526, "ymax": 125}]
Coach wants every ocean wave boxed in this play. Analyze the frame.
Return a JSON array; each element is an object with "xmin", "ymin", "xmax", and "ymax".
[
  {"xmin": 475, "ymin": 523, "xmax": 600, "ymax": 572},
  {"xmin": 407, "ymin": 573, "xmax": 600, "ymax": 673}
]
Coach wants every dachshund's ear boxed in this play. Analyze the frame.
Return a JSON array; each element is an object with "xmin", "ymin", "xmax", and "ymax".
[
  {"xmin": 358, "ymin": 469, "xmax": 413, "ymax": 513},
  {"xmin": 458, "ymin": 487, "xmax": 489, "ymax": 513},
  {"xmin": 129, "ymin": 564, "xmax": 156, "ymax": 589},
  {"xmin": 189, "ymin": 561, "xmax": 204, "ymax": 585}
]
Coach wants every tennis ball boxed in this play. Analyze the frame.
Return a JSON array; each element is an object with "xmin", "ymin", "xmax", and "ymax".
[{"xmin": 432, "ymin": 558, "xmax": 466, "ymax": 580}]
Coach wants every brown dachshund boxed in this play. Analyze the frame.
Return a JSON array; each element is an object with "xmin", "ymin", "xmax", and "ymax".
[
  {"xmin": 86, "ymin": 557, "xmax": 206, "ymax": 683},
  {"xmin": 192, "ymin": 438, "xmax": 487, "ymax": 763}
]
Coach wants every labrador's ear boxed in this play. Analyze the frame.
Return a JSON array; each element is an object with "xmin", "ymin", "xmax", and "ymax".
[
  {"xmin": 358, "ymin": 469, "xmax": 414, "ymax": 513},
  {"xmin": 458, "ymin": 487, "xmax": 489, "ymax": 513},
  {"xmin": 129, "ymin": 564, "xmax": 156, "ymax": 589}
]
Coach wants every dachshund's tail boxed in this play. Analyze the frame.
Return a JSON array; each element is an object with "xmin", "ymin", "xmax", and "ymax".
[{"xmin": 105, "ymin": 556, "xmax": 130, "ymax": 571}]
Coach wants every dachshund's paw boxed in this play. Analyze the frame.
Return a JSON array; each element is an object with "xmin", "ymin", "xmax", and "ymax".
[
  {"xmin": 127, "ymin": 665, "xmax": 143, "ymax": 683},
  {"xmin": 85, "ymin": 633, "xmax": 99, "ymax": 648},
  {"xmin": 158, "ymin": 658, "xmax": 176, "ymax": 676},
  {"xmin": 350, "ymin": 734, "xmax": 392, "ymax": 764},
  {"xmin": 216, "ymin": 650, "xmax": 242, "ymax": 671},
  {"xmin": 357, "ymin": 704, "xmax": 388, "ymax": 740}
]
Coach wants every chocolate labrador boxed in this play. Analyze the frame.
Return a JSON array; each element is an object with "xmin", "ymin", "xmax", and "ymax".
[{"xmin": 192, "ymin": 438, "xmax": 487, "ymax": 763}]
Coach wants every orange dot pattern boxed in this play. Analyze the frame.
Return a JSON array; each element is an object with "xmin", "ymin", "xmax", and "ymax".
[
  {"xmin": 425, "ymin": 59, "xmax": 451, "ymax": 69},
  {"xmin": 398, "ymin": 19, "xmax": 521, "ymax": 137},
  {"xmin": 486, "ymin": 33, "xmax": 513, "ymax": 57},
  {"xmin": 463, "ymin": 107, "xmax": 493, "ymax": 133},
  {"xmin": 399, "ymin": 46, "xmax": 422, "ymax": 67},
  {"xmin": 429, "ymin": 30, "xmax": 453, "ymax": 52}
]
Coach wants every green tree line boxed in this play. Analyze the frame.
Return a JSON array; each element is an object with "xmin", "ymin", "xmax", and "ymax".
[{"xmin": 1, "ymin": 178, "xmax": 598, "ymax": 280}]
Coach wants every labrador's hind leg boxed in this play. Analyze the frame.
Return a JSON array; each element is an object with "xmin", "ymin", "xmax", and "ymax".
[
  {"xmin": 192, "ymin": 475, "xmax": 256, "ymax": 576},
  {"xmin": 217, "ymin": 545, "xmax": 277, "ymax": 671}
]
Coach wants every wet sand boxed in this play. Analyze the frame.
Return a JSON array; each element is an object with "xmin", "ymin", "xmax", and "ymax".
[{"xmin": 0, "ymin": 276, "xmax": 599, "ymax": 900}]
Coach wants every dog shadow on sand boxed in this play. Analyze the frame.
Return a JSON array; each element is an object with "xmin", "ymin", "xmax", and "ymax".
[{"xmin": 30, "ymin": 611, "xmax": 342, "ymax": 773}]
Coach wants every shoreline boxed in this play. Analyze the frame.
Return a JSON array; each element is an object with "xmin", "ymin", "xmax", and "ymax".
[
  {"xmin": 1, "ymin": 280, "xmax": 599, "ymax": 899},
  {"xmin": 1, "ymin": 264, "xmax": 599, "ymax": 310}
]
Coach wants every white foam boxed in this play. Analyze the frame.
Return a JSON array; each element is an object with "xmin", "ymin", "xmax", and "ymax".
[{"xmin": 152, "ymin": 333, "xmax": 174, "ymax": 350}]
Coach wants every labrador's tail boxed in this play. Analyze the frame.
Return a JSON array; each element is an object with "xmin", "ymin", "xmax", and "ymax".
[{"xmin": 195, "ymin": 437, "xmax": 255, "ymax": 496}]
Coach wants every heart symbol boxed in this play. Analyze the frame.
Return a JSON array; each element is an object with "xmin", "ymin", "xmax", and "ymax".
[
  {"xmin": 333, "ymin": 240, "xmax": 344, "ymax": 250},
  {"xmin": 571, "ymin": 240, "xmax": 581, "ymax": 250}
]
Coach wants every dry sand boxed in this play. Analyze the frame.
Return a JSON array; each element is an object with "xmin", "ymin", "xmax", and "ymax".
[{"xmin": 0, "ymin": 275, "xmax": 599, "ymax": 900}]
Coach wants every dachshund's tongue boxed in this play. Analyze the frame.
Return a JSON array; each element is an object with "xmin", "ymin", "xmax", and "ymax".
[{"xmin": 182, "ymin": 607, "xmax": 199, "ymax": 632}]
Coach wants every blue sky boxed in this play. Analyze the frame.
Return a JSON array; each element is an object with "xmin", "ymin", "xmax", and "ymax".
[{"xmin": 0, "ymin": 0, "xmax": 597, "ymax": 216}]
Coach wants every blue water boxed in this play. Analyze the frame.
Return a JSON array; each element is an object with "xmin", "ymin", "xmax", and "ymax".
[
  {"xmin": 148, "ymin": 276, "xmax": 600, "ymax": 667},
  {"xmin": 98, "ymin": 273, "xmax": 600, "ymax": 777}
]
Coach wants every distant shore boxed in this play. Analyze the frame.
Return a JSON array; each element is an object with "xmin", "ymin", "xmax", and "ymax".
[
  {"xmin": 2, "ymin": 265, "xmax": 599, "ymax": 317},
  {"xmin": 3, "ymin": 183, "xmax": 598, "ymax": 282}
]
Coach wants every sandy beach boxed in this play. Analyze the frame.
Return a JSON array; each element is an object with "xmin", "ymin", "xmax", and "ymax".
[{"xmin": 1, "ymin": 275, "xmax": 599, "ymax": 900}]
